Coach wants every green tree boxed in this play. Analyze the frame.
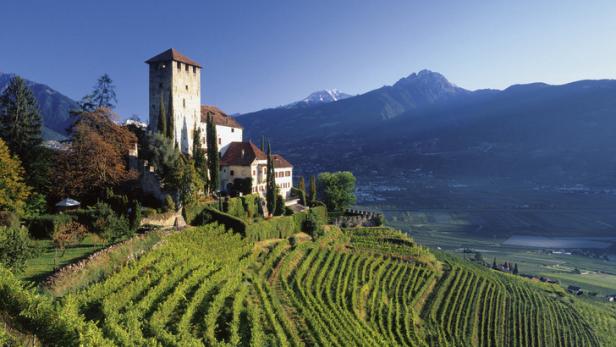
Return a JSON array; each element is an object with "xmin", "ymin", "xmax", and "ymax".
[
  {"xmin": 309, "ymin": 176, "xmax": 317, "ymax": 205},
  {"xmin": 129, "ymin": 200, "xmax": 142, "ymax": 231},
  {"xmin": 206, "ymin": 113, "xmax": 220, "ymax": 193},
  {"xmin": 0, "ymin": 226, "xmax": 35, "ymax": 272},
  {"xmin": 274, "ymin": 192, "xmax": 284, "ymax": 216},
  {"xmin": 157, "ymin": 93, "xmax": 167, "ymax": 135},
  {"xmin": 317, "ymin": 171, "xmax": 357, "ymax": 212},
  {"xmin": 147, "ymin": 132, "xmax": 182, "ymax": 191},
  {"xmin": 0, "ymin": 76, "xmax": 48, "ymax": 191},
  {"xmin": 91, "ymin": 74, "xmax": 117, "ymax": 110},
  {"xmin": 260, "ymin": 136, "xmax": 265, "ymax": 152},
  {"xmin": 297, "ymin": 176, "xmax": 307, "ymax": 205},
  {"xmin": 513, "ymin": 263, "xmax": 519, "ymax": 275},
  {"xmin": 266, "ymin": 142, "xmax": 277, "ymax": 216},
  {"xmin": 178, "ymin": 157, "xmax": 203, "ymax": 207},
  {"xmin": 192, "ymin": 125, "xmax": 208, "ymax": 190},
  {"xmin": 0, "ymin": 139, "xmax": 31, "ymax": 214}
]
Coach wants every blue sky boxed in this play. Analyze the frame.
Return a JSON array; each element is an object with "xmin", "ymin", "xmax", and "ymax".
[{"xmin": 1, "ymin": 1, "xmax": 615, "ymax": 118}]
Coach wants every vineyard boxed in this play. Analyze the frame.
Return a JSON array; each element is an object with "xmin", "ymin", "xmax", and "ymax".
[{"xmin": 1, "ymin": 224, "xmax": 615, "ymax": 346}]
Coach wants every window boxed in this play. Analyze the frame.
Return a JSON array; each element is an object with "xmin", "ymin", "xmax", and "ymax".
[
  {"xmin": 230, "ymin": 170, "xmax": 234, "ymax": 176},
  {"xmin": 185, "ymin": 64, "xmax": 189, "ymax": 71},
  {"xmin": 286, "ymin": 171, "xmax": 290, "ymax": 177},
  {"xmin": 193, "ymin": 66, "xmax": 197, "ymax": 73},
  {"xmin": 231, "ymin": 128, "xmax": 235, "ymax": 133},
  {"xmin": 253, "ymin": 170, "xmax": 256, "ymax": 176},
  {"xmin": 159, "ymin": 63, "xmax": 166, "ymax": 69},
  {"xmin": 183, "ymin": 99, "xmax": 186, "ymax": 108},
  {"xmin": 218, "ymin": 138, "xmax": 221, "ymax": 145},
  {"xmin": 177, "ymin": 62, "xmax": 181, "ymax": 69},
  {"xmin": 185, "ymin": 85, "xmax": 188, "ymax": 91}
]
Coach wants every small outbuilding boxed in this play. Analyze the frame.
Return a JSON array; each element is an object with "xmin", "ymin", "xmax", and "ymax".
[
  {"xmin": 55, "ymin": 198, "xmax": 81, "ymax": 212},
  {"xmin": 607, "ymin": 294, "xmax": 616, "ymax": 302}
]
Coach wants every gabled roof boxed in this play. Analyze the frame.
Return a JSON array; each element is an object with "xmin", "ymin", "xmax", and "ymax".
[
  {"xmin": 221, "ymin": 142, "xmax": 266, "ymax": 166},
  {"xmin": 145, "ymin": 48, "xmax": 202, "ymax": 68},
  {"xmin": 272, "ymin": 154, "xmax": 293, "ymax": 168},
  {"xmin": 200, "ymin": 105, "xmax": 243, "ymax": 129}
]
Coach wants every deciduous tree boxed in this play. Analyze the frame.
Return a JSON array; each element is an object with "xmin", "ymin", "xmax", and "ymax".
[
  {"xmin": 0, "ymin": 139, "xmax": 31, "ymax": 214},
  {"xmin": 317, "ymin": 171, "xmax": 356, "ymax": 212}
]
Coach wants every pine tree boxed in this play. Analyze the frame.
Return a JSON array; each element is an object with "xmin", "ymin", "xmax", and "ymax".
[
  {"xmin": 266, "ymin": 141, "xmax": 277, "ymax": 216},
  {"xmin": 260, "ymin": 136, "xmax": 265, "ymax": 152},
  {"xmin": 206, "ymin": 113, "xmax": 220, "ymax": 193},
  {"xmin": 157, "ymin": 94, "xmax": 167, "ymax": 135},
  {"xmin": 309, "ymin": 176, "xmax": 317, "ymax": 205},
  {"xmin": 492, "ymin": 258, "xmax": 497, "ymax": 269},
  {"xmin": 167, "ymin": 90, "xmax": 174, "ymax": 141},
  {"xmin": 192, "ymin": 124, "xmax": 208, "ymax": 191},
  {"xmin": 91, "ymin": 74, "xmax": 117, "ymax": 109},
  {"xmin": 0, "ymin": 76, "xmax": 42, "ymax": 161},
  {"xmin": 298, "ymin": 176, "xmax": 307, "ymax": 205}
]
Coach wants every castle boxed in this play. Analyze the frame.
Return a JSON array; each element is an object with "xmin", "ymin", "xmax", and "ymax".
[{"xmin": 145, "ymin": 48, "xmax": 293, "ymax": 199}]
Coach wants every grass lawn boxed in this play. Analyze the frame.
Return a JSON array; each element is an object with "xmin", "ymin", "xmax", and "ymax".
[{"xmin": 20, "ymin": 234, "xmax": 105, "ymax": 283}]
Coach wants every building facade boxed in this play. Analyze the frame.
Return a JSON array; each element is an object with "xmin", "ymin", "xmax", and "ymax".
[
  {"xmin": 220, "ymin": 142, "xmax": 294, "ymax": 199},
  {"xmin": 147, "ymin": 48, "xmax": 201, "ymax": 154}
]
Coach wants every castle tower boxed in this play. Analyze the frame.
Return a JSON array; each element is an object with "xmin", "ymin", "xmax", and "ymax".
[{"xmin": 146, "ymin": 48, "xmax": 201, "ymax": 154}]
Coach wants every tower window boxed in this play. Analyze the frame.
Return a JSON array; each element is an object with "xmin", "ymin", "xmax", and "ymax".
[
  {"xmin": 177, "ymin": 62, "xmax": 181, "ymax": 70},
  {"xmin": 193, "ymin": 66, "xmax": 197, "ymax": 73},
  {"xmin": 185, "ymin": 64, "xmax": 189, "ymax": 71},
  {"xmin": 185, "ymin": 85, "xmax": 188, "ymax": 91},
  {"xmin": 183, "ymin": 99, "xmax": 186, "ymax": 108}
]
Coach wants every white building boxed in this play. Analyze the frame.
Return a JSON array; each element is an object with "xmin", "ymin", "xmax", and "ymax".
[
  {"xmin": 220, "ymin": 142, "xmax": 294, "ymax": 199},
  {"xmin": 199, "ymin": 105, "xmax": 243, "ymax": 157}
]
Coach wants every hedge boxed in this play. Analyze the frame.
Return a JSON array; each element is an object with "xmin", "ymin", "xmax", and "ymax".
[
  {"xmin": 197, "ymin": 207, "xmax": 248, "ymax": 236},
  {"xmin": 25, "ymin": 214, "xmax": 74, "ymax": 239},
  {"xmin": 183, "ymin": 200, "xmax": 218, "ymax": 225}
]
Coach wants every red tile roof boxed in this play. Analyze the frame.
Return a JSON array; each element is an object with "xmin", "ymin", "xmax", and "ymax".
[
  {"xmin": 201, "ymin": 105, "xmax": 243, "ymax": 129},
  {"xmin": 145, "ymin": 48, "xmax": 202, "ymax": 68},
  {"xmin": 221, "ymin": 142, "xmax": 266, "ymax": 166},
  {"xmin": 272, "ymin": 154, "xmax": 293, "ymax": 168}
]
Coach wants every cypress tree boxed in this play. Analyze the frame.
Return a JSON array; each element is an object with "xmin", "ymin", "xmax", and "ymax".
[
  {"xmin": 192, "ymin": 124, "xmax": 208, "ymax": 191},
  {"xmin": 260, "ymin": 136, "xmax": 265, "ymax": 152},
  {"xmin": 309, "ymin": 176, "xmax": 317, "ymax": 205},
  {"xmin": 167, "ymin": 90, "xmax": 174, "ymax": 141},
  {"xmin": 206, "ymin": 113, "xmax": 220, "ymax": 193},
  {"xmin": 513, "ymin": 263, "xmax": 519, "ymax": 275},
  {"xmin": 157, "ymin": 94, "xmax": 167, "ymax": 135},
  {"xmin": 298, "ymin": 176, "xmax": 307, "ymax": 205},
  {"xmin": 266, "ymin": 141, "xmax": 277, "ymax": 216}
]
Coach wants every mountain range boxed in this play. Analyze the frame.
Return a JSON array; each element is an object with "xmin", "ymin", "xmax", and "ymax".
[
  {"xmin": 0, "ymin": 72, "xmax": 78, "ymax": 140},
  {"xmin": 282, "ymin": 89, "xmax": 352, "ymax": 109},
  {"xmin": 237, "ymin": 70, "xmax": 616, "ymax": 191}
]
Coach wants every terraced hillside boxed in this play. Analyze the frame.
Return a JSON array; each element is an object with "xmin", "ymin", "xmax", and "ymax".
[{"xmin": 1, "ymin": 224, "xmax": 615, "ymax": 346}]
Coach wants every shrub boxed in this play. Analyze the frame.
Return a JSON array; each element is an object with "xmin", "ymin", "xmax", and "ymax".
[
  {"xmin": 274, "ymin": 195, "xmax": 285, "ymax": 216},
  {"xmin": 99, "ymin": 213, "xmax": 132, "ymax": 243},
  {"xmin": 0, "ymin": 226, "xmax": 36, "ymax": 272},
  {"xmin": 0, "ymin": 211, "xmax": 19, "ymax": 228},
  {"xmin": 52, "ymin": 221, "xmax": 87, "ymax": 256},
  {"xmin": 163, "ymin": 194, "xmax": 176, "ymax": 212}
]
